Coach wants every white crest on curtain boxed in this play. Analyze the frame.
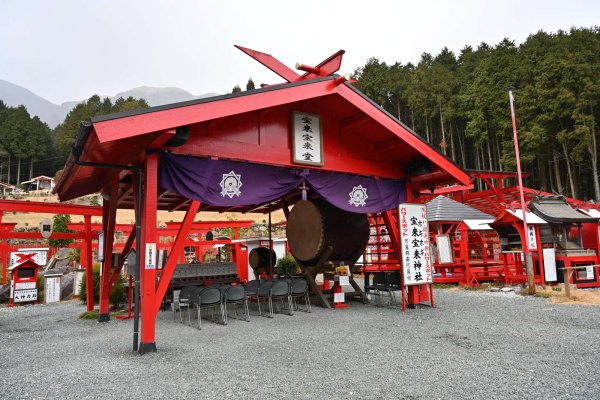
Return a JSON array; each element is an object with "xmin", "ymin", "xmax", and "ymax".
[
  {"xmin": 348, "ymin": 185, "xmax": 368, "ymax": 207},
  {"xmin": 220, "ymin": 171, "xmax": 242, "ymax": 198}
]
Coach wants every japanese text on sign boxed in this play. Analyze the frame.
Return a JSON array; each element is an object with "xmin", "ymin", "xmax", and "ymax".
[
  {"xmin": 145, "ymin": 243, "xmax": 157, "ymax": 270},
  {"xmin": 399, "ymin": 203, "xmax": 432, "ymax": 286},
  {"xmin": 292, "ymin": 111, "xmax": 323, "ymax": 166},
  {"xmin": 13, "ymin": 288, "xmax": 38, "ymax": 303}
]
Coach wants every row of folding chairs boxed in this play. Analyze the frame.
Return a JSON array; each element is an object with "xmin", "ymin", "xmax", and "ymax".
[
  {"xmin": 364, "ymin": 271, "xmax": 403, "ymax": 307},
  {"xmin": 245, "ymin": 277, "xmax": 311, "ymax": 318},
  {"xmin": 174, "ymin": 284, "xmax": 250, "ymax": 329}
]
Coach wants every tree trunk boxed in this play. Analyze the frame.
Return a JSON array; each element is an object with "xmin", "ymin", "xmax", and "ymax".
[
  {"xmin": 456, "ymin": 122, "xmax": 466, "ymax": 168},
  {"xmin": 425, "ymin": 116, "xmax": 430, "ymax": 142},
  {"xmin": 589, "ymin": 119, "xmax": 600, "ymax": 200},
  {"xmin": 486, "ymin": 136, "xmax": 494, "ymax": 171},
  {"xmin": 7, "ymin": 153, "xmax": 11, "ymax": 185},
  {"xmin": 411, "ymin": 107, "xmax": 415, "ymax": 131},
  {"xmin": 16, "ymin": 158, "xmax": 21, "ymax": 187},
  {"xmin": 449, "ymin": 125, "xmax": 456, "ymax": 161},
  {"xmin": 552, "ymin": 151, "xmax": 563, "ymax": 194},
  {"xmin": 439, "ymin": 101, "xmax": 446, "ymax": 155},
  {"xmin": 29, "ymin": 156, "xmax": 34, "ymax": 180},
  {"xmin": 561, "ymin": 142, "xmax": 577, "ymax": 199},
  {"xmin": 495, "ymin": 134, "xmax": 503, "ymax": 172}
]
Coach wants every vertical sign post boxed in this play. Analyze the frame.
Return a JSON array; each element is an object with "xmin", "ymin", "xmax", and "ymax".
[{"xmin": 399, "ymin": 203, "xmax": 433, "ymax": 310}]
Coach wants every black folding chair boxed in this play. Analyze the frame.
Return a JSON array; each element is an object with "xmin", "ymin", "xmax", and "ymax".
[
  {"xmin": 222, "ymin": 285, "xmax": 250, "ymax": 324},
  {"xmin": 290, "ymin": 278, "xmax": 311, "ymax": 313},
  {"xmin": 195, "ymin": 287, "xmax": 224, "ymax": 329},
  {"xmin": 245, "ymin": 279, "xmax": 262, "ymax": 315},
  {"xmin": 176, "ymin": 286, "xmax": 195, "ymax": 323},
  {"xmin": 258, "ymin": 279, "xmax": 292, "ymax": 318}
]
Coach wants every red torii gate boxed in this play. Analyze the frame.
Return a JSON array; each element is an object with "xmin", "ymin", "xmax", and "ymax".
[
  {"xmin": 0, "ymin": 199, "xmax": 102, "ymax": 310},
  {"xmin": 53, "ymin": 46, "xmax": 470, "ymax": 354}
]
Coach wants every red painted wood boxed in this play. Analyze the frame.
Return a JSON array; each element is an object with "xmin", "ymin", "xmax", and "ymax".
[
  {"xmin": 0, "ymin": 199, "xmax": 102, "ymax": 215},
  {"xmin": 99, "ymin": 183, "xmax": 118, "ymax": 316},
  {"xmin": 93, "ymin": 80, "xmax": 336, "ymax": 143},
  {"xmin": 153, "ymin": 200, "xmax": 200, "ymax": 315},
  {"xmin": 84, "ymin": 215, "xmax": 94, "ymax": 312},
  {"xmin": 140, "ymin": 153, "xmax": 159, "ymax": 345},
  {"xmin": 336, "ymin": 84, "xmax": 470, "ymax": 186},
  {"xmin": 234, "ymin": 45, "xmax": 301, "ymax": 82}
]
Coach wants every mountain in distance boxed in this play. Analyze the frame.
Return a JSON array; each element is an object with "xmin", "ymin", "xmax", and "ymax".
[{"xmin": 0, "ymin": 79, "xmax": 218, "ymax": 128}]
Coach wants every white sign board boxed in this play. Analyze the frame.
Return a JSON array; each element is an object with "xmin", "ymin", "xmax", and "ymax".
[
  {"xmin": 13, "ymin": 288, "xmax": 37, "ymax": 303},
  {"xmin": 526, "ymin": 225, "xmax": 538, "ymax": 250},
  {"xmin": 338, "ymin": 276, "xmax": 350, "ymax": 286},
  {"xmin": 73, "ymin": 269, "xmax": 85, "ymax": 296},
  {"xmin": 399, "ymin": 204, "xmax": 433, "ymax": 286},
  {"xmin": 542, "ymin": 248, "xmax": 557, "ymax": 282},
  {"xmin": 436, "ymin": 234, "xmax": 453, "ymax": 264},
  {"xmin": 39, "ymin": 218, "xmax": 53, "ymax": 239},
  {"xmin": 145, "ymin": 243, "xmax": 157, "ymax": 269},
  {"xmin": 97, "ymin": 231, "xmax": 105, "ymax": 262},
  {"xmin": 586, "ymin": 266, "xmax": 595, "ymax": 280},
  {"xmin": 10, "ymin": 248, "xmax": 48, "ymax": 267},
  {"xmin": 291, "ymin": 111, "xmax": 323, "ymax": 166},
  {"xmin": 15, "ymin": 282, "xmax": 36, "ymax": 290},
  {"xmin": 333, "ymin": 292, "xmax": 345, "ymax": 303},
  {"xmin": 44, "ymin": 275, "xmax": 61, "ymax": 303}
]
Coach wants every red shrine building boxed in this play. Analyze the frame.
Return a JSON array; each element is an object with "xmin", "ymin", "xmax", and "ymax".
[{"xmin": 54, "ymin": 46, "xmax": 470, "ymax": 353}]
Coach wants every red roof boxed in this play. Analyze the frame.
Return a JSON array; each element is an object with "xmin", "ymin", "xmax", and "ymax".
[{"xmin": 55, "ymin": 51, "xmax": 470, "ymax": 213}]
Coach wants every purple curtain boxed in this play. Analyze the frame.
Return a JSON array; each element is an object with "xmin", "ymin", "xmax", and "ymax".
[
  {"xmin": 305, "ymin": 170, "xmax": 406, "ymax": 213},
  {"xmin": 159, "ymin": 152, "xmax": 302, "ymax": 206},
  {"xmin": 159, "ymin": 152, "xmax": 405, "ymax": 212}
]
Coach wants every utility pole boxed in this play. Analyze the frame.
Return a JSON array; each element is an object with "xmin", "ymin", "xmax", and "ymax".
[{"xmin": 508, "ymin": 87, "xmax": 536, "ymax": 295}]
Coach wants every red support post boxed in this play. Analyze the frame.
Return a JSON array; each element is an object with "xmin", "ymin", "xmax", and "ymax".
[
  {"xmin": 1, "ymin": 241, "xmax": 6, "ymax": 286},
  {"xmin": 84, "ymin": 215, "xmax": 94, "ymax": 312},
  {"xmin": 99, "ymin": 184, "xmax": 119, "ymax": 322},
  {"xmin": 153, "ymin": 200, "xmax": 200, "ymax": 315},
  {"xmin": 140, "ymin": 152, "xmax": 159, "ymax": 353}
]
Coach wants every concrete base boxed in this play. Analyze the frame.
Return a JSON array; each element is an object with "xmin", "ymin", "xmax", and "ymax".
[
  {"xmin": 139, "ymin": 342, "xmax": 157, "ymax": 354},
  {"xmin": 98, "ymin": 313, "xmax": 110, "ymax": 322}
]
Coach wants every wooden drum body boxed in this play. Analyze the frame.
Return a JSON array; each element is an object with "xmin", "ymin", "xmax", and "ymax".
[{"xmin": 286, "ymin": 199, "xmax": 369, "ymax": 272}]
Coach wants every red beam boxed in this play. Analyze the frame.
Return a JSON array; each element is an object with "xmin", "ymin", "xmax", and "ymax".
[
  {"xmin": 93, "ymin": 78, "xmax": 336, "ymax": 143},
  {"xmin": 154, "ymin": 200, "xmax": 201, "ymax": 315},
  {"xmin": 235, "ymin": 45, "xmax": 301, "ymax": 83},
  {"xmin": 0, "ymin": 232, "xmax": 86, "ymax": 239},
  {"xmin": 0, "ymin": 200, "xmax": 102, "ymax": 216}
]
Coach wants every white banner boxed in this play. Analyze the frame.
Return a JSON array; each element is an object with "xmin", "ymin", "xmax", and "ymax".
[{"xmin": 399, "ymin": 204, "xmax": 433, "ymax": 286}]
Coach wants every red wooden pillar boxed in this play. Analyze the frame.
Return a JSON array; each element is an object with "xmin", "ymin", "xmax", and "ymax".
[
  {"xmin": 1, "ymin": 241, "xmax": 7, "ymax": 286},
  {"xmin": 84, "ymin": 215, "xmax": 94, "ymax": 312},
  {"xmin": 0, "ymin": 211, "xmax": 5, "ymax": 285},
  {"xmin": 99, "ymin": 184, "xmax": 119, "ymax": 322},
  {"xmin": 140, "ymin": 153, "xmax": 159, "ymax": 353}
]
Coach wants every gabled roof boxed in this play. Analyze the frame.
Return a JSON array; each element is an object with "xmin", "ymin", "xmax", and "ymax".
[
  {"xmin": 529, "ymin": 196, "xmax": 599, "ymax": 224},
  {"xmin": 426, "ymin": 195, "xmax": 493, "ymax": 222},
  {"xmin": 54, "ymin": 63, "xmax": 470, "ymax": 213},
  {"xmin": 8, "ymin": 259, "xmax": 42, "ymax": 271}
]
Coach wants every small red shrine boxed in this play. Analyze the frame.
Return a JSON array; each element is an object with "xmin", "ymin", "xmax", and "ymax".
[{"xmin": 8, "ymin": 255, "xmax": 41, "ymax": 307}]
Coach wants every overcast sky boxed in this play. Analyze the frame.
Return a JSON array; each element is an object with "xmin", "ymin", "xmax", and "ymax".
[{"xmin": 1, "ymin": 0, "xmax": 598, "ymax": 105}]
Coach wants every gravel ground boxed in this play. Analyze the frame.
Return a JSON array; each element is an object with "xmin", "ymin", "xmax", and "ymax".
[{"xmin": 1, "ymin": 289, "xmax": 599, "ymax": 400}]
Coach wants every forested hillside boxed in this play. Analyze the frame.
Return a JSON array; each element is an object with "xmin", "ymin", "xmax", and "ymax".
[
  {"xmin": 0, "ymin": 95, "xmax": 148, "ymax": 185},
  {"xmin": 353, "ymin": 27, "xmax": 600, "ymax": 201}
]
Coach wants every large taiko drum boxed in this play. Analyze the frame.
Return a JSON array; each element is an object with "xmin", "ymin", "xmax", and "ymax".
[
  {"xmin": 286, "ymin": 199, "xmax": 370, "ymax": 267},
  {"xmin": 249, "ymin": 246, "xmax": 277, "ymax": 276}
]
